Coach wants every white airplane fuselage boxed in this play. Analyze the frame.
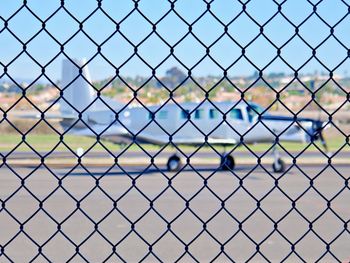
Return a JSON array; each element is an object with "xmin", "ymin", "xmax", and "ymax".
[{"xmin": 66, "ymin": 100, "xmax": 314, "ymax": 146}]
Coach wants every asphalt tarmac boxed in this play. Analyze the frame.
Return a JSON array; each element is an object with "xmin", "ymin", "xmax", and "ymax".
[
  {"xmin": 0, "ymin": 159, "xmax": 349, "ymax": 262},
  {"xmin": 5, "ymin": 149, "xmax": 350, "ymax": 160}
]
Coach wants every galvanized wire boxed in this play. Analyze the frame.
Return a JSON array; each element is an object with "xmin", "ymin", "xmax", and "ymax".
[{"xmin": 0, "ymin": 0, "xmax": 349, "ymax": 262}]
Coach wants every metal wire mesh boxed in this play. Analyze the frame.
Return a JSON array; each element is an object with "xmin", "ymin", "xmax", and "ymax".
[{"xmin": 0, "ymin": 0, "xmax": 350, "ymax": 262}]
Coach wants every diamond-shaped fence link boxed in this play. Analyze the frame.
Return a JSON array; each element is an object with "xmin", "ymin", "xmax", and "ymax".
[{"xmin": 0, "ymin": 0, "xmax": 350, "ymax": 262}]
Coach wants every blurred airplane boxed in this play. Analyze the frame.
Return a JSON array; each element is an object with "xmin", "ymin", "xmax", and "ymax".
[{"xmin": 24, "ymin": 59, "xmax": 330, "ymax": 173}]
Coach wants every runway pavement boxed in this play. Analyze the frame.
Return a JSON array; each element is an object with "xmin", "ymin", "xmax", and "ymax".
[
  {"xmin": 1, "ymin": 158, "xmax": 350, "ymax": 262},
  {"xmin": 5, "ymin": 149, "xmax": 350, "ymax": 160},
  {"xmin": 3, "ymin": 148, "xmax": 350, "ymax": 173}
]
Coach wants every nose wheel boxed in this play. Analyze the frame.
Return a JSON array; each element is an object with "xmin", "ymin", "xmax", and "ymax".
[
  {"xmin": 167, "ymin": 155, "xmax": 182, "ymax": 171},
  {"xmin": 221, "ymin": 155, "xmax": 235, "ymax": 170}
]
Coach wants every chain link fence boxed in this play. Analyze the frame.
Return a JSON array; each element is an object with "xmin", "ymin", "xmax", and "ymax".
[{"xmin": 1, "ymin": 0, "xmax": 350, "ymax": 262}]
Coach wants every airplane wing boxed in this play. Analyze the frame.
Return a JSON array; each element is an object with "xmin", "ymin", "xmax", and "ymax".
[
  {"xmin": 173, "ymin": 137, "xmax": 237, "ymax": 146},
  {"xmin": 135, "ymin": 133, "xmax": 237, "ymax": 146},
  {"xmin": 70, "ymin": 125, "xmax": 129, "ymax": 137},
  {"xmin": 11, "ymin": 113, "xmax": 77, "ymax": 120}
]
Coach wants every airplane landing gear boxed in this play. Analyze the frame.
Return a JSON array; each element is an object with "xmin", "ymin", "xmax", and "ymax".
[
  {"xmin": 221, "ymin": 154, "xmax": 235, "ymax": 170},
  {"xmin": 272, "ymin": 146, "xmax": 286, "ymax": 173},
  {"xmin": 167, "ymin": 154, "xmax": 182, "ymax": 171},
  {"xmin": 272, "ymin": 158, "xmax": 286, "ymax": 173}
]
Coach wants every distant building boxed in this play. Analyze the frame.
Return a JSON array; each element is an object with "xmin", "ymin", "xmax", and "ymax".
[
  {"xmin": 7, "ymin": 85, "xmax": 22, "ymax": 93},
  {"xmin": 157, "ymin": 67, "xmax": 187, "ymax": 89}
]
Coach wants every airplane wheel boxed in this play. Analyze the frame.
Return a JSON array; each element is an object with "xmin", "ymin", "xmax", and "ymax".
[
  {"xmin": 167, "ymin": 155, "xmax": 181, "ymax": 171},
  {"xmin": 221, "ymin": 155, "xmax": 235, "ymax": 171},
  {"xmin": 272, "ymin": 158, "xmax": 286, "ymax": 173}
]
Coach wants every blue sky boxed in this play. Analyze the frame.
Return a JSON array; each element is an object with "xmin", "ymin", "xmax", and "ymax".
[{"xmin": 0, "ymin": 0, "xmax": 349, "ymax": 81}]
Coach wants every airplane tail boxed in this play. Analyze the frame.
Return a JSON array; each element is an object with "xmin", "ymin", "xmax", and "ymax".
[{"xmin": 59, "ymin": 58, "xmax": 96, "ymax": 116}]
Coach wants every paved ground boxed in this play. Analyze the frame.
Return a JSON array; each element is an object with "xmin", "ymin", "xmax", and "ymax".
[
  {"xmin": 0, "ymin": 155, "xmax": 350, "ymax": 262},
  {"xmin": 5, "ymin": 149, "xmax": 350, "ymax": 169},
  {"xmin": 6, "ymin": 149, "xmax": 350, "ymax": 160}
]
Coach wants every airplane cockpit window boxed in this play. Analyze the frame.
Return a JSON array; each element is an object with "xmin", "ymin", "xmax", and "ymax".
[
  {"xmin": 181, "ymin": 109, "xmax": 190, "ymax": 119},
  {"xmin": 194, "ymin": 109, "xmax": 204, "ymax": 119},
  {"xmin": 247, "ymin": 104, "xmax": 264, "ymax": 122},
  {"xmin": 209, "ymin": 109, "xmax": 219, "ymax": 119},
  {"xmin": 229, "ymin": 109, "xmax": 243, "ymax": 120},
  {"xmin": 158, "ymin": 110, "xmax": 168, "ymax": 119}
]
